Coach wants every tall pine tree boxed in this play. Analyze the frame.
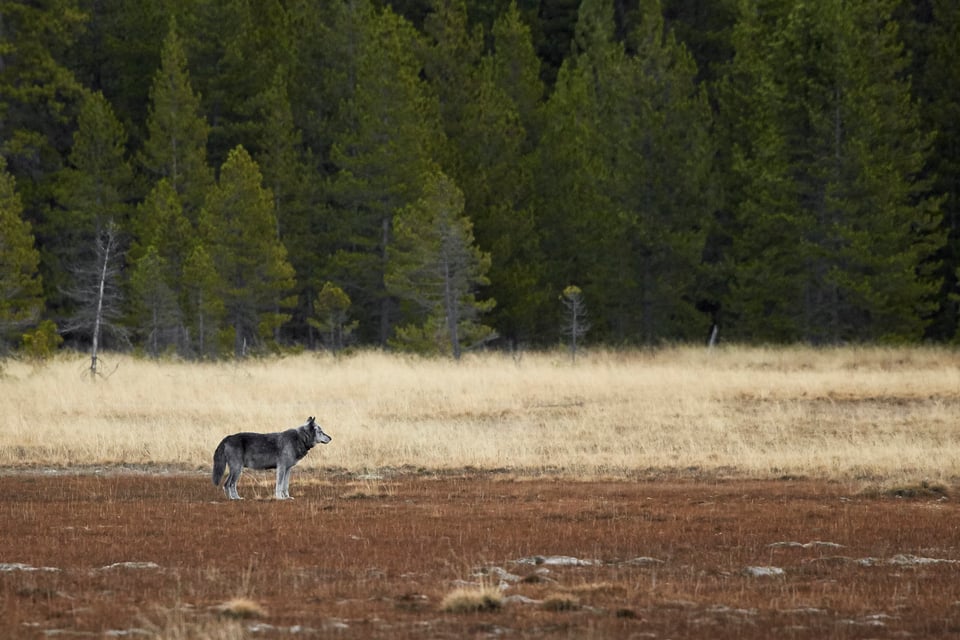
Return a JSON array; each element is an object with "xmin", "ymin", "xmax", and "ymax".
[
  {"xmin": 0, "ymin": 158, "xmax": 44, "ymax": 349},
  {"xmin": 140, "ymin": 18, "xmax": 212, "ymax": 219},
  {"xmin": 327, "ymin": 5, "xmax": 442, "ymax": 345},
  {"xmin": 200, "ymin": 145, "xmax": 295, "ymax": 356},
  {"xmin": 717, "ymin": 0, "xmax": 942, "ymax": 342},
  {"xmin": 387, "ymin": 170, "xmax": 495, "ymax": 358}
]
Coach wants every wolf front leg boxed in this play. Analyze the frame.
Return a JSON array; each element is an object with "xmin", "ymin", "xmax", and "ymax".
[{"xmin": 275, "ymin": 466, "xmax": 292, "ymax": 499}]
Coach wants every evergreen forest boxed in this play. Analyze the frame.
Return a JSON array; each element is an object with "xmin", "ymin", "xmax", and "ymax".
[{"xmin": 1, "ymin": 0, "xmax": 959, "ymax": 358}]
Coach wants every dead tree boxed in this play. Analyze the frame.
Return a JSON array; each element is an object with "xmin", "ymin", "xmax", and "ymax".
[
  {"xmin": 62, "ymin": 223, "xmax": 127, "ymax": 379},
  {"xmin": 560, "ymin": 285, "xmax": 590, "ymax": 362}
]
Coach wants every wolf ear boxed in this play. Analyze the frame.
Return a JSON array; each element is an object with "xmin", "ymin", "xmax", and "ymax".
[{"xmin": 308, "ymin": 416, "xmax": 315, "ymax": 424}]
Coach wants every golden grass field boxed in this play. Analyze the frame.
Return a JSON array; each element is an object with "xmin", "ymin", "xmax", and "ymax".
[{"xmin": 2, "ymin": 346, "xmax": 959, "ymax": 484}]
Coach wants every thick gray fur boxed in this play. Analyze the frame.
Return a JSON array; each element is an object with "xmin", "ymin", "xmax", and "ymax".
[{"xmin": 212, "ymin": 416, "xmax": 332, "ymax": 500}]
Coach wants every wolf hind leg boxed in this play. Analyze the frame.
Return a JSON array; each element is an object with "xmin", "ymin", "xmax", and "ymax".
[{"xmin": 224, "ymin": 464, "xmax": 243, "ymax": 500}]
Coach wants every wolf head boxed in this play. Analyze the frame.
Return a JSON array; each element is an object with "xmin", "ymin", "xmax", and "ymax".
[{"xmin": 305, "ymin": 416, "xmax": 332, "ymax": 445}]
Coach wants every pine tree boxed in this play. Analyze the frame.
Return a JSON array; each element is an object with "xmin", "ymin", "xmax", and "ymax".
[
  {"xmin": 327, "ymin": 5, "xmax": 442, "ymax": 345},
  {"xmin": 421, "ymin": 0, "xmax": 484, "ymax": 172},
  {"xmin": 127, "ymin": 179, "xmax": 193, "ymax": 353},
  {"xmin": 717, "ymin": 0, "xmax": 942, "ymax": 342},
  {"xmin": 560, "ymin": 285, "xmax": 589, "ymax": 361},
  {"xmin": 140, "ymin": 18, "xmax": 212, "ymax": 219},
  {"xmin": 387, "ymin": 170, "xmax": 495, "ymax": 359},
  {"xmin": 308, "ymin": 281, "xmax": 357, "ymax": 354},
  {"xmin": 0, "ymin": 158, "xmax": 44, "ymax": 349},
  {"xmin": 490, "ymin": 2, "xmax": 545, "ymax": 152},
  {"xmin": 445, "ymin": 2, "xmax": 546, "ymax": 343},
  {"xmin": 200, "ymin": 145, "xmax": 295, "ymax": 356},
  {"xmin": 907, "ymin": 0, "xmax": 960, "ymax": 339},
  {"xmin": 129, "ymin": 245, "xmax": 179, "ymax": 357},
  {"xmin": 249, "ymin": 68, "xmax": 319, "ymax": 344},
  {"xmin": 537, "ymin": 0, "xmax": 713, "ymax": 343},
  {"xmin": 0, "ymin": 0, "xmax": 86, "ymax": 215},
  {"xmin": 604, "ymin": 1, "xmax": 714, "ymax": 342},
  {"xmin": 714, "ymin": 0, "xmax": 809, "ymax": 341},
  {"xmin": 182, "ymin": 242, "xmax": 223, "ymax": 358}
]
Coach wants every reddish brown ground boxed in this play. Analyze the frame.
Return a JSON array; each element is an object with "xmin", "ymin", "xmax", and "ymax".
[{"xmin": 1, "ymin": 471, "xmax": 959, "ymax": 639}]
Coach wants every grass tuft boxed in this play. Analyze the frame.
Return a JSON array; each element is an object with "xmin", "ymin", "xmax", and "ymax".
[
  {"xmin": 212, "ymin": 597, "xmax": 267, "ymax": 620},
  {"xmin": 440, "ymin": 586, "xmax": 503, "ymax": 613},
  {"xmin": 541, "ymin": 593, "xmax": 580, "ymax": 611},
  {"xmin": 883, "ymin": 480, "xmax": 949, "ymax": 499}
]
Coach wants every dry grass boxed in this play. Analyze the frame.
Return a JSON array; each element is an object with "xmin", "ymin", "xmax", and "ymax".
[
  {"xmin": 2, "ymin": 345, "xmax": 960, "ymax": 480},
  {"xmin": 440, "ymin": 586, "xmax": 503, "ymax": 613},
  {"xmin": 212, "ymin": 598, "xmax": 267, "ymax": 620}
]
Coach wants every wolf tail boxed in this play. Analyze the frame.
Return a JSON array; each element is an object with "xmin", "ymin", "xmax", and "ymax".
[{"xmin": 212, "ymin": 440, "xmax": 227, "ymax": 486}]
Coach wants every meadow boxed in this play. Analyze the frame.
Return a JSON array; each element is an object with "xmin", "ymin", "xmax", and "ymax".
[
  {"xmin": 2, "ymin": 346, "xmax": 960, "ymax": 483},
  {"xmin": 3, "ymin": 346, "xmax": 960, "ymax": 639}
]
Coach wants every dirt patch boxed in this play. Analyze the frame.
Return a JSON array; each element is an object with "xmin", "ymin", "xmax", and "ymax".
[{"xmin": 1, "ymin": 472, "xmax": 959, "ymax": 638}]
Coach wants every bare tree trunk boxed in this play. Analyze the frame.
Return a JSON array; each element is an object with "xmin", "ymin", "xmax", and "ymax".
[
  {"xmin": 442, "ymin": 256, "xmax": 461, "ymax": 360},
  {"xmin": 90, "ymin": 226, "xmax": 116, "ymax": 380}
]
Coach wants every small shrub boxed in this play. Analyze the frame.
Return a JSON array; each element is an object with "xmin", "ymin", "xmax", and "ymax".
[
  {"xmin": 885, "ymin": 480, "xmax": 948, "ymax": 499},
  {"xmin": 440, "ymin": 586, "xmax": 502, "ymax": 613},
  {"xmin": 213, "ymin": 597, "xmax": 267, "ymax": 620},
  {"xmin": 541, "ymin": 593, "xmax": 580, "ymax": 611},
  {"xmin": 20, "ymin": 320, "xmax": 62, "ymax": 362}
]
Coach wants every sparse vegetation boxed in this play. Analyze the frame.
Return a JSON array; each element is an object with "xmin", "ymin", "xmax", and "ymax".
[
  {"xmin": 212, "ymin": 598, "xmax": 267, "ymax": 620},
  {"xmin": 3, "ymin": 474, "xmax": 959, "ymax": 639},
  {"xmin": 440, "ymin": 586, "xmax": 503, "ymax": 613},
  {"xmin": 541, "ymin": 593, "xmax": 580, "ymax": 611}
]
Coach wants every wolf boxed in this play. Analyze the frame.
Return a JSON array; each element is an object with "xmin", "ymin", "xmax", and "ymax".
[{"xmin": 212, "ymin": 416, "xmax": 332, "ymax": 500}]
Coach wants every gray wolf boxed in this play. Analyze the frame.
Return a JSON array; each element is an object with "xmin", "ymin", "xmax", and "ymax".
[{"xmin": 212, "ymin": 416, "xmax": 332, "ymax": 500}]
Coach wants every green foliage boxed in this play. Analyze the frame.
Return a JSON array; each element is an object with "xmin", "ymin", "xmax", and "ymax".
[
  {"xmin": 49, "ymin": 90, "xmax": 133, "ymax": 314},
  {"xmin": 0, "ymin": 159, "xmax": 44, "ymax": 347},
  {"xmin": 387, "ymin": 171, "xmax": 496, "ymax": 358},
  {"xmin": 129, "ymin": 245, "xmax": 180, "ymax": 356},
  {"xmin": 327, "ymin": 4, "xmax": 443, "ymax": 344},
  {"xmin": 716, "ymin": 0, "xmax": 943, "ymax": 343},
  {"xmin": 20, "ymin": 319, "xmax": 62, "ymax": 361},
  {"xmin": 308, "ymin": 282, "xmax": 357, "ymax": 354},
  {"xmin": 200, "ymin": 145, "xmax": 295, "ymax": 356},
  {"xmin": 140, "ymin": 18, "xmax": 212, "ymax": 217},
  {"xmin": 537, "ymin": 0, "xmax": 713, "ymax": 344},
  {"xmin": 181, "ymin": 243, "xmax": 224, "ymax": 359},
  {"xmin": 0, "ymin": 0, "xmax": 956, "ymax": 353}
]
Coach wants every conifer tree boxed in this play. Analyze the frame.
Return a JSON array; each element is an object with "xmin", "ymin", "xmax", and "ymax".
[
  {"xmin": 387, "ymin": 171, "xmax": 495, "ymax": 359},
  {"xmin": 717, "ymin": 0, "xmax": 942, "ymax": 342},
  {"xmin": 182, "ymin": 243, "xmax": 224, "ymax": 358},
  {"xmin": 129, "ymin": 245, "xmax": 179, "ymax": 357},
  {"xmin": 250, "ymin": 69, "xmax": 319, "ymax": 343},
  {"xmin": 308, "ymin": 281, "xmax": 357, "ymax": 354},
  {"xmin": 0, "ymin": 158, "xmax": 44, "ymax": 349},
  {"xmin": 0, "ymin": 0, "xmax": 86, "ymax": 215},
  {"xmin": 714, "ymin": 0, "xmax": 807, "ymax": 342},
  {"xmin": 328, "ymin": 6, "xmax": 442, "ymax": 345},
  {"xmin": 200, "ymin": 145, "xmax": 295, "ymax": 356},
  {"xmin": 449, "ymin": 2, "xmax": 547, "ymax": 343},
  {"xmin": 422, "ymin": 0, "xmax": 483, "ymax": 172},
  {"xmin": 537, "ymin": 0, "xmax": 713, "ymax": 343},
  {"xmin": 140, "ymin": 18, "xmax": 212, "ymax": 219},
  {"xmin": 490, "ymin": 2, "xmax": 546, "ymax": 151}
]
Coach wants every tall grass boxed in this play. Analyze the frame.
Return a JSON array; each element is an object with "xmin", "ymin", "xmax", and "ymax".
[{"xmin": 2, "ymin": 346, "xmax": 959, "ymax": 480}]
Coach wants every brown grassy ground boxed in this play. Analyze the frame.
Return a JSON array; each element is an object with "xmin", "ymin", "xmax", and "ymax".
[{"xmin": 2, "ymin": 471, "xmax": 959, "ymax": 639}]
